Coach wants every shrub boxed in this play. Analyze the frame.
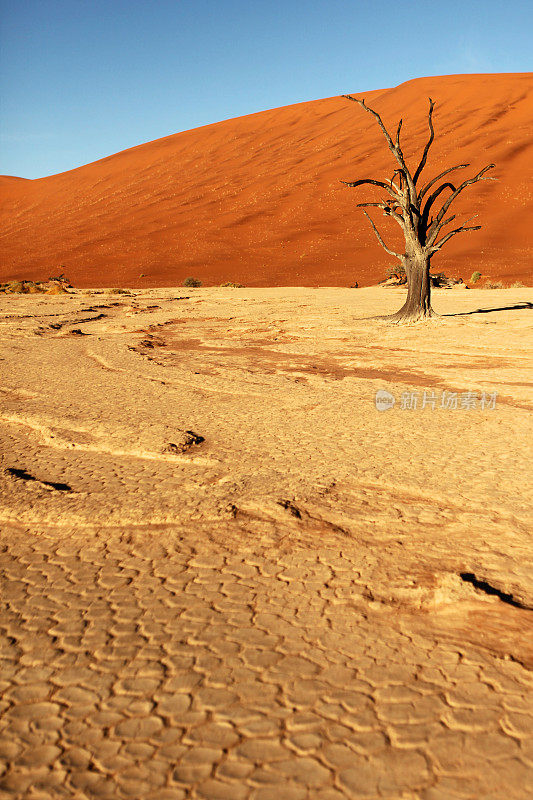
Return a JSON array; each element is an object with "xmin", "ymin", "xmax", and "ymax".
[
  {"xmin": 220, "ymin": 282, "xmax": 244, "ymax": 288},
  {"xmin": 1, "ymin": 279, "xmax": 69, "ymax": 294},
  {"xmin": 430, "ymin": 273, "xmax": 461, "ymax": 287},
  {"xmin": 470, "ymin": 271, "xmax": 482, "ymax": 284},
  {"xmin": 483, "ymin": 280, "xmax": 504, "ymax": 289},
  {"xmin": 510, "ymin": 281, "xmax": 524, "ymax": 288},
  {"xmin": 1, "ymin": 281, "xmax": 28, "ymax": 294},
  {"xmin": 45, "ymin": 283, "xmax": 68, "ymax": 295},
  {"xmin": 384, "ymin": 264, "xmax": 406, "ymax": 284},
  {"xmin": 183, "ymin": 277, "xmax": 202, "ymax": 288}
]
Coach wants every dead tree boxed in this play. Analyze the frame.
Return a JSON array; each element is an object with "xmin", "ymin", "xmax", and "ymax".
[{"xmin": 342, "ymin": 95, "xmax": 495, "ymax": 322}]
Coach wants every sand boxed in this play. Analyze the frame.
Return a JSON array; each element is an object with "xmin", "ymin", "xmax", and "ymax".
[
  {"xmin": 1, "ymin": 285, "xmax": 532, "ymax": 799},
  {"xmin": 1, "ymin": 72, "xmax": 532, "ymax": 289}
]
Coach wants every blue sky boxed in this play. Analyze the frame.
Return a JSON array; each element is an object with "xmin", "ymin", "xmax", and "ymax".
[{"xmin": 1, "ymin": 0, "xmax": 531, "ymax": 178}]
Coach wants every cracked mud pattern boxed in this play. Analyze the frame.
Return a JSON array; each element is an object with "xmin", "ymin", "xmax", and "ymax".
[{"xmin": 1, "ymin": 287, "xmax": 532, "ymax": 799}]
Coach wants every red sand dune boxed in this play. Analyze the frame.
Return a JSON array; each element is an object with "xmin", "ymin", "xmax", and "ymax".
[{"xmin": 1, "ymin": 73, "xmax": 532, "ymax": 288}]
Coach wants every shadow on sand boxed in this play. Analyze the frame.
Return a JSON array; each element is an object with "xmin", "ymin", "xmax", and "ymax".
[{"xmin": 444, "ymin": 302, "xmax": 533, "ymax": 317}]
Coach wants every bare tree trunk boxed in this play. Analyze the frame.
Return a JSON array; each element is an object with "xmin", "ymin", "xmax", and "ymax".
[
  {"xmin": 342, "ymin": 95, "xmax": 495, "ymax": 323},
  {"xmin": 389, "ymin": 250, "xmax": 435, "ymax": 322}
]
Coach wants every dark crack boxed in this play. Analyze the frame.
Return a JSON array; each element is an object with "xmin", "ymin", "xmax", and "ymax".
[
  {"xmin": 5, "ymin": 467, "xmax": 72, "ymax": 492},
  {"xmin": 460, "ymin": 572, "xmax": 531, "ymax": 610},
  {"xmin": 278, "ymin": 499, "xmax": 302, "ymax": 518}
]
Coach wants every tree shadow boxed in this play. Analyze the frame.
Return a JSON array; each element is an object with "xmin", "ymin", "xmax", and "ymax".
[{"xmin": 443, "ymin": 302, "xmax": 533, "ymax": 317}]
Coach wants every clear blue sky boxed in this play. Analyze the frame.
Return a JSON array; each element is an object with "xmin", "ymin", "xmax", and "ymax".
[{"xmin": 1, "ymin": 0, "xmax": 531, "ymax": 178}]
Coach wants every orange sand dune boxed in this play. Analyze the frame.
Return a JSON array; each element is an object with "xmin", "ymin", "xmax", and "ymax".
[{"xmin": 1, "ymin": 73, "xmax": 532, "ymax": 287}]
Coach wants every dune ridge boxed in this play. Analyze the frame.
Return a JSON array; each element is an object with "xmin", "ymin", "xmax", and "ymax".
[{"xmin": 1, "ymin": 72, "xmax": 532, "ymax": 287}]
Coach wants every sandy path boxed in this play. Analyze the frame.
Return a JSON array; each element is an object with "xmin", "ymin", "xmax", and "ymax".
[{"xmin": 1, "ymin": 286, "xmax": 532, "ymax": 799}]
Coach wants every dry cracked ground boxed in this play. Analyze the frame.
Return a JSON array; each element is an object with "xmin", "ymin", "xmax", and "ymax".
[{"xmin": 0, "ymin": 285, "xmax": 532, "ymax": 800}]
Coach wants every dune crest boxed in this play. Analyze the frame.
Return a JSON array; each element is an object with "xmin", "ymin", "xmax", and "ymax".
[{"xmin": 1, "ymin": 73, "xmax": 531, "ymax": 287}]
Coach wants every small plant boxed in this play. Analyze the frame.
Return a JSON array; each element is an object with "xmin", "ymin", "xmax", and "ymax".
[
  {"xmin": 220, "ymin": 282, "xmax": 244, "ymax": 288},
  {"xmin": 470, "ymin": 271, "xmax": 482, "ymax": 284},
  {"xmin": 0, "ymin": 281, "xmax": 27, "ymax": 294},
  {"xmin": 0, "ymin": 279, "xmax": 69, "ymax": 295},
  {"xmin": 384, "ymin": 264, "xmax": 407, "ymax": 284},
  {"xmin": 510, "ymin": 281, "xmax": 524, "ymax": 288},
  {"xmin": 483, "ymin": 280, "xmax": 504, "ymax": 289},
  {"xmin": 48, "ymin": 271, "xmax": 70, "ymax": 284},
  {"xmin": 183, "ymin": 277, "xmax": 202, "ymax": 288}
]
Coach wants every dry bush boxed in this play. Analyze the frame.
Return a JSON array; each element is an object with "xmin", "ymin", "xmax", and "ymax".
[
  {"xmin": 0, "ymin": 279, "xmax": 69, "ymax": 295},
  {"xmin": 384, "ymin": 264, "xmax": 407, "ymax": 284}
]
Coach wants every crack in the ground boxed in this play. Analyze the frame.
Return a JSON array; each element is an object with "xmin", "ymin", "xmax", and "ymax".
[
  {"xmin": 278, "ymin": 499, "xmax": 302, "ymax": 518},
  {"xmin": 48, "ymin": 312, "xmax": 108, "ymax": 330},
  {"xmin": 460, "ymin": 572, "xmax": 531, "ymax": 610}
]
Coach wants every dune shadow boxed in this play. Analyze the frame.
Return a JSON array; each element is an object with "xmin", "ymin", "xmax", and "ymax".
[{"xmin": 444, "ymin": 302, "xmax": 533, "ymax": 317}]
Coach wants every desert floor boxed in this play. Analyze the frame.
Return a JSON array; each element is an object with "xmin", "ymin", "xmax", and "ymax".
[{"xmin": 1, "ymin": 285, "xmax": 532, "ymax": 800}]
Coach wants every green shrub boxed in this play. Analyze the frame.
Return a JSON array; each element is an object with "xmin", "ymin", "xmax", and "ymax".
[
  {"xmin": 470, "ymin": 271, "xmax": 482, "ymax": 284},
  {"xmin": 183, "ymin": 277, "xmax": 202, "ymax": 288}
]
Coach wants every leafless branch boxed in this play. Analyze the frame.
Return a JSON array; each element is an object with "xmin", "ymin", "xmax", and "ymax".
[
  {"xmin": 395, "ymin": 118, "xmax": 403, "ymax": 148},
  {"xmin": 362, "ymin": 210, "xmax": 403, "ymax": 259},
  {"xmin": 356, "ymin": 202, "xmax": 406, "ymax": 229},
  {"xmin": 421, "ymin": 182, "xmax": 457, "ymax": 231},
  {"xmin": 388, "ymin": 174, "xmax": 399, "ymax": 194},
  {"xmin": 340, "ymin": 178, "xmax": 401, "ymax": 201},
  {"xmin": 436, "ymin": 213, "xmax": 458, "ymax": 230},
  {"xmin": 429, "ymin": 224, "xmax": 482, "ymax": 252},
  {"xmin": 413, "ymin": 98, "xmax": 435, "ymax": 185},
  {"xmin": 343, "ymin": 95, "xmax": 397, "ymax": 157},
  {"xmin": 426, "ymin": 164, "xmax": 495, "ymax": 245},
  {"xmin": 343, "ymin": 95, "xmax": 417, "ymax": 210},
  {"xmin": 418, "ymin": 164, "xmax": 469, "ymax": 203}
]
